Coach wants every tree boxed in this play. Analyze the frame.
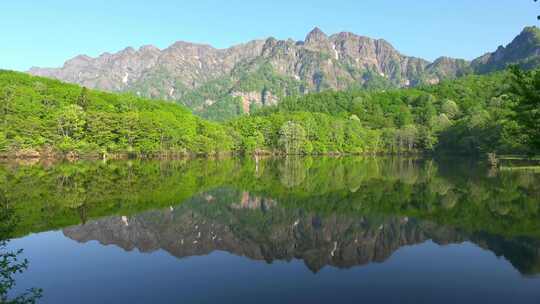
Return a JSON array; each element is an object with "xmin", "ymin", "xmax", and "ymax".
[
  {"xmin": 441, "ymin": 99, "xmax": 460, "ymax": 119},
  {"xmin": 0, "ymin": 132, "xmax": 7, "ymax": 153},
  {"xmin": 86, "ymin": 112, "xmax": 119, "ymax": 154},
  {"xmin": 119, "ymin": 111, "xmax": 140, "ymax": 153},
  {"xmin": 401, "ymin": 125, "xmax": 418, "ymax": 151},
  {"xmin": 415, "ymin": 95, "xmax": 437, "ymax": 127},
  {"xmin": 242, "ymin": 131, "xmax": 265, "ymax": 154},
  {"xmin": 434, "ymin": 114, "xmax": 452, "ymax": 131},
  {"xmin": 0, "ymin": 86, "xmax": 15, "ymax": 129},
  {"xmin": 418, "ymin": 126, "xmax": 438, "ymax": 150},
  {"xmin": 510, "ymin": 67, "xmax": 540, "ymax": 152},
  {"xmin": 278, "ymin": 121, "xmax": 308, "ymax": 155},
  {"xmin": 76, "ymin": 87, "xmax": 90, "ymax": 110},
  {"xmin": 395, "ymin": 105, "xmax": 413, "ymax": 127},
  {"xmin": 57, "ymin": 105, "xmax": 86, "ymax": 140}
]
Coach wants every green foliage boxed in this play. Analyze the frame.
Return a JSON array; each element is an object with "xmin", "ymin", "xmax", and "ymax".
[
  {"xmin": 1, "ymin": 67, "xmax": 538, "ymax": 157},
  {"xmin": 278, "ymin": 121, "xmax": 309, "ymax": 154},
  {"xmin": 76, "ymin": 87, "xmax": 90, "ymax": 110},
  {"xmin": 250, "ymin": 69, "xmax": 537, "ymax": 155},
  {"xmin": 441, "ymin": 99, "xmax": 461, "ymax": 119},
  {"xmin": 229, "ymin": 111, "xmax": 381, "ymax": 154},
  {"xmin": 0, "ymin": 132, "xmax": 7, "ymax": 152},
  {"xmin": 0, "ymin": 70, "xmax": 234, "ymax": 157},
  {"xmin": 510, "ymin": 67, "xmax": 540, "ymax": 153}
]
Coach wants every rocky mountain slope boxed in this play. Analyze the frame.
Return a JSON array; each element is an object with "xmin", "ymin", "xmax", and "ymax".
[
  {"xmin": 472, "ymin": 26, "xmax": 540, "ymax": 73},
  {"xmin": 29, "ymin": 26, "xmax": 540, "ymax": 118}
]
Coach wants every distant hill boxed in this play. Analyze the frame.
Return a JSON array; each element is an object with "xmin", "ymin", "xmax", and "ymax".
[{"xmin": 0, "ymin": 70, "xmax": 235, "ymax": 158}]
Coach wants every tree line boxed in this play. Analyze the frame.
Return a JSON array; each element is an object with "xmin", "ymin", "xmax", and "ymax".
[{"xmin": 0, "ymin": 66, "xmax": 538, "ymax": 159}]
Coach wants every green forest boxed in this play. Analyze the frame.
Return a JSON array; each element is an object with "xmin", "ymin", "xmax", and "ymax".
[{"xmin": 0, "ymin": 67, "xmax": 539, "ymax": 159}]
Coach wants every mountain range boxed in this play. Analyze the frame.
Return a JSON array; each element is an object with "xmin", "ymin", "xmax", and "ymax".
[{"xmin": 29, "ymin": 26, "xmax": 540, "ymax": 118}]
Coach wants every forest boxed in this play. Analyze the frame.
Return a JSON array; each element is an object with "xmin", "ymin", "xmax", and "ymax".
[{"xmin": 0, "ymin": 67, "xmax": 538, "ymax": 159}]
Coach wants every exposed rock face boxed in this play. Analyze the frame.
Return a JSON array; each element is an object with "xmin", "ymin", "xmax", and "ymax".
[
  {"xmin": 427, "ymin": 56, "xmax": 472, "ymax": 81},
  {"xmin": 28, "ymin": 27, "xmax": 540, "ymax": 115},
  {"xmin": 30, "ymin": 40, "xmax": 266, "ymax": 100},
  {"xmin": 30, "ymin": 46, "xmax": 162, "ymax": 92},
  {"xmin": 231, "ymin": 90, "xmax": 278, "ymax": 114},
  {"xmin": 472, "ymin": 26, "xmax": 540, "ymax": 73},
  {"xmin": 28, "ymin": 28, "xmax": 468, "ymax": 111}
]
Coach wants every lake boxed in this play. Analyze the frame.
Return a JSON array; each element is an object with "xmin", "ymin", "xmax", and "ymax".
[{"xmin": 2, "ymin": 157, "xmax": 540, "ymax": 303}]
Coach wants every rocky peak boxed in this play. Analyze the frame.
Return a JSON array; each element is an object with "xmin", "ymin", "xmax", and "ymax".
[
  {"xmin": 139, "ymin": 45, "xmax": 161, "ymax": 53},
  {"xmin": 167, "ymin": 41, "xmax": 215, "ymax": 54},
  {"xmin": 431, "ymin": 56, "xmax": 461, "ymax": 65},
  {"xmin": 305, "ymin": 27, "xmax": 329, "ymax": 45},
  {"xmin": 516, "ymin": 26, "xmax": 540, "ymax": 42},
  {"xmin": 61, "ymin": 55, "xmax": 93, "ymax": 68},
  {"xmin": 262, "ymin": 37, "xmax": 279, "ymax": 50},
  {"xmin": 28, "ymin": 26, "xmax": 539, "ymax": 118},
  {"xmin": 119, "ymin": 46, "xmax": 136, "ymax": 55},
  {"xmin": 331, "ymin": 31, "xmax": 356, "ymax": 40},
  {"xmin": 70, "ymin": 54, "xmax": 92, "ymax": 62},
  {"xmin": 472, "ymin": 26, "xmax": 540, "ymax": 73},
  {"xmin": 505, "ymin": 26, "xmax": 540, "ymax": 56},
  {"xmin": 427, "ymin": 57, "xmax": 471, "ymax": 79}
]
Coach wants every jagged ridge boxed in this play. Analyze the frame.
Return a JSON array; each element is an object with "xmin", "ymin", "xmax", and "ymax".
[{"xmin": 29, "ymin": 26, "xmax": 540, "ymax": 118}]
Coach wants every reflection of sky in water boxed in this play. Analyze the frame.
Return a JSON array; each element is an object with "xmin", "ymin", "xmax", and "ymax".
[{"xmin": 9, "ymin": 231, "xmax": 540, "ymax": 304}]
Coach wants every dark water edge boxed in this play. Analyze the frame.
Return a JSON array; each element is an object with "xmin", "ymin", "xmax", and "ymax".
[
  {"xmin": 0, "ymin": 149, "xmax": 425, "ymax": 161},
  {"xmin": 2, "ymin": 156, "xmax": 540, "ymax": 303}
]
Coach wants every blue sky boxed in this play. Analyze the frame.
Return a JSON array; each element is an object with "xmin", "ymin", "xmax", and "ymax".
[{"xmin": 1, "ymin": 0, "xmax": 538, "ymax": 71}]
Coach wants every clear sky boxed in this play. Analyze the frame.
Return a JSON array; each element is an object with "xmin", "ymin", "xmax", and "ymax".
[{"xmin": 1, "ymin": 0, "xmax": 538, "ymax": 71}]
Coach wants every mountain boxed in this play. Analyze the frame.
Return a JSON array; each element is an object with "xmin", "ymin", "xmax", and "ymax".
[
  {"xmin": 472, "ymin": 26, "xmax": 540, "ymax": 73},
  {"xmin": 28, "ymin": 26, "xmax": 540, "ymax": 119}
]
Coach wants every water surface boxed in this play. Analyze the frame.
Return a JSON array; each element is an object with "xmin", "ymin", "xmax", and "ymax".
[{"xmin": 2, "ymin": 157, "xmax": 540, "ymax": 303}]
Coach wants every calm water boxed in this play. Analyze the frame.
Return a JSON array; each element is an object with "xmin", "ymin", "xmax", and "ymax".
[{"xmin": 2, "ymin": 157, "xmax": 540, "ymax": 303}]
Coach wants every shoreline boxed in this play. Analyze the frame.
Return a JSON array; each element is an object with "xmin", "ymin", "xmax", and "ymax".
[
  {"xmin": 2, "ymin": 148, "xmax": 539, "ymax": 164},
  {"xmin": 0, "ymin": 147, "xmax": 429, "ymax": 161}
]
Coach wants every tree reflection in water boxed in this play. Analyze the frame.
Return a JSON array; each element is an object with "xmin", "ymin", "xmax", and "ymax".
[{"xmin": 0, "ymin": 199, "xmax": 42, "ymax": 303}]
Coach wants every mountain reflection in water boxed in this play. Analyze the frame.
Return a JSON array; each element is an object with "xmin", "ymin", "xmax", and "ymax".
[
  {"xmin": 62, "ymin": 187, "xmax": 540, "ymax": 275},
  {"xmin": 3, "ymin": 156, "xmax": 540, "ymax": 303}
]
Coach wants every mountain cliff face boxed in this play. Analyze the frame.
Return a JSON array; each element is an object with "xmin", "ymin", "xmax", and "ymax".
[
  {"xmin": 29, "ymin": 26, "xmax": 540, "ymax": 118},
  {"xmin": 29, "ymin": 40, "xmax": 266, "ymax": 98}
]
